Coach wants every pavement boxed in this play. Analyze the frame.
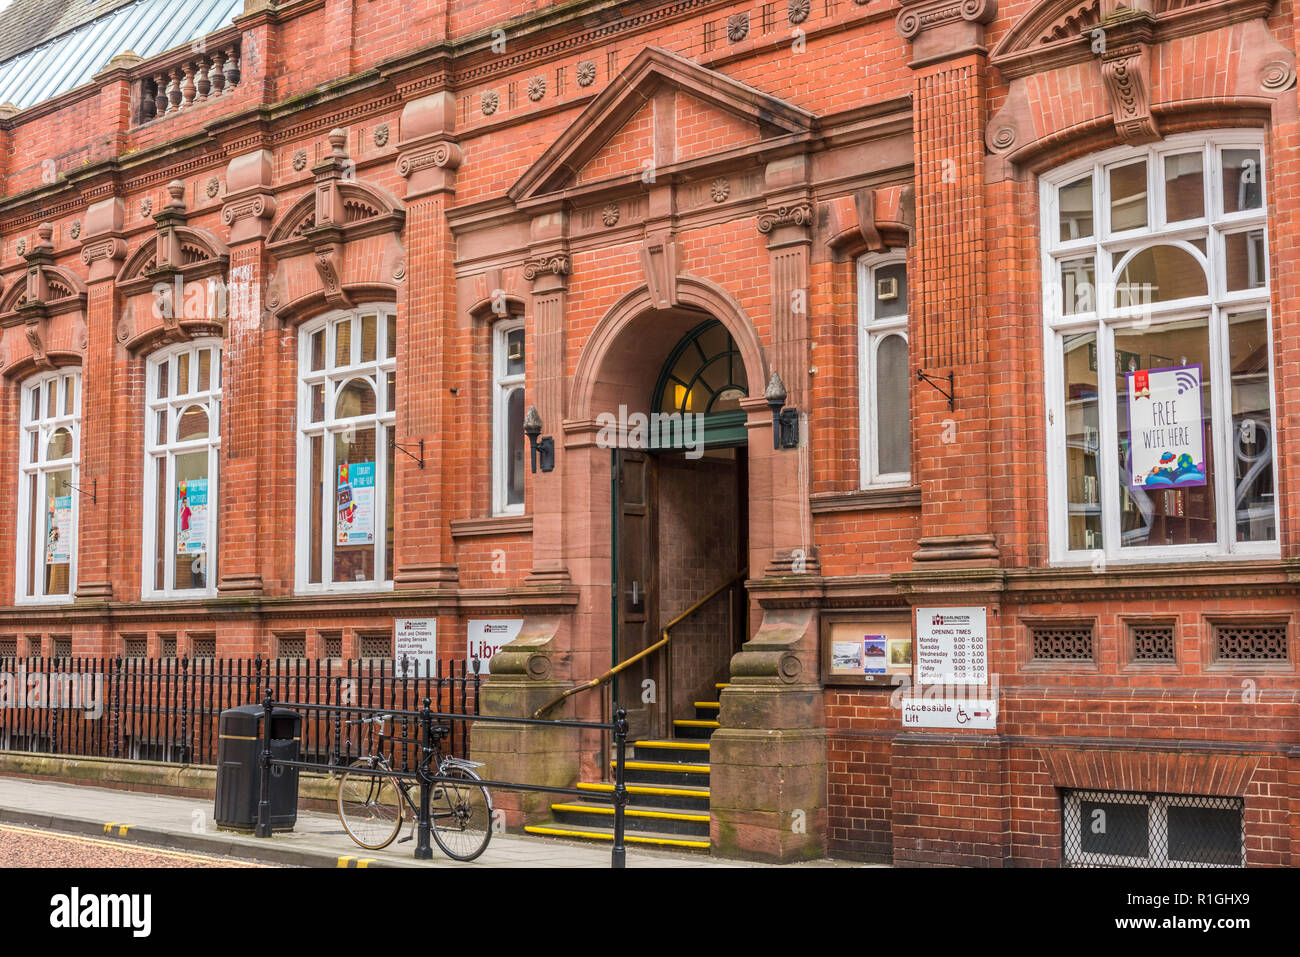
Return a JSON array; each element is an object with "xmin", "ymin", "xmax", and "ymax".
[{"xmin": 0, "ymin": 776, "xmax": 866, "ymax": 868}]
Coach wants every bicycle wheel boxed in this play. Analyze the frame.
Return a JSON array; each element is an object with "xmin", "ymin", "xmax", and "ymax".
[
  {"xmin": 430, "ymin": 764, "xmax": 493, "ymax": 862},
  {"xmin": 337, "ymin": 760, "xmax": 405, "ymax": 851}
]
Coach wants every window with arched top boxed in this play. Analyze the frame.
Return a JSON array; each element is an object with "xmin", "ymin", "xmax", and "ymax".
[
  {"xmin": 17, "ymin": 369, "xmax": 81, "ymax": 603},
  {"xmin": 144, "ymin": 340, "xmax": 222, "ymax": 597},
  {"xmin": 493, "ymin": 318, "xmax": 526, "ymax": 515},
  {"xmin": 654, "ymin": 319, "xmax": 747, "ymax": 415},
  {"xmin": 858, "ymin": 252, "xmax": 911, "ymax": 487},
  {"xmin": 297, "ymin": 306, "xmax": 397, "ymax": 591},
  {"xmin": 1042, "ymin": 130, "xmax": 1276, "ymax": 563}
]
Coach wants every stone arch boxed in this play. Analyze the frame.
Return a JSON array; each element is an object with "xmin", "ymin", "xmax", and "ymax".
[{"xmin": 569, "ymin": 274, "xmax": 767, "ymax": 422}]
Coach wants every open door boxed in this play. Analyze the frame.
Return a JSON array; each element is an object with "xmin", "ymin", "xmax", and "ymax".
[{"xmin": 612, "ymin": 449, "xmax": 660, "ymax": 741}]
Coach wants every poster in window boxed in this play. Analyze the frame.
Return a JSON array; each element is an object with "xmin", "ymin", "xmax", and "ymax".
[
  {"xmin": 337, "ymin": 461, "xmax": 376, "ymax": 545},
  {"xmin": 864, "ymin": 636, "xmax": 887, "ymax": 675},
  {"xmin": 830, "ymin": 640, "xmax": 864, "ymax": 674},
  {"xmin": 46, "ymin": 494, "xmax": 71, "ymax": 564},
  {"xmin": 1126, "ymin": 364, "xmax": 1206, "ymax": 490},
  {"xmin": 176, "ymin": 478, "xmax": 208, "ymax": 554}
]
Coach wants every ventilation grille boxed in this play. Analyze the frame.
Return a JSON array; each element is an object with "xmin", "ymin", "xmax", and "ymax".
[
  {"xmin": 191, "ymin": 636, "xmax": 216, "ymax": 659},
  {"xmin": 358, "ymin": 635, "xmax": 392, "ymax": 659},
  {"xmin": 160, "ymin": 635, "xmax": 177, "ymax": 658},
  {"xmin": 1131, "ymin": 625, "xmax": 1175, "ymax": 662},
  {"xmin": 122, "ymin": 637, "xmax": 147, "ymax": 658},
  {"xmin": 52, "ymin": 637, "xmax": 72, "ymax": 658},
  {"xmin": 322, "ymin": 633, "xmax": 343, "ymax": 658},
  {"xmin": 1215, "ymin": 624, "xmax": 1288, "ymax": 661},
  {"xmin": 277, "ymin": 635, "xmax": 307, "ymax": 659},
  {"xmin": 1031, "ymin": 626, "xmax": 1095, "ymax": 661},
  {"xmin": 0, "ymin": 637, "xmax": 17, "ymax": 657}
]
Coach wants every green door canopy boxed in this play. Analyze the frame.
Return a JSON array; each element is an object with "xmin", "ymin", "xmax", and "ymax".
[{"xmin": 651, "ymin": 320, "xmax": 749, "ymax": 449}]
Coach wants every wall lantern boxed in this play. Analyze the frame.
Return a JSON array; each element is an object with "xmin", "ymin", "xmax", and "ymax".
[
  {"xmin": 765, "ymin": 372, "xmax": 800, "ymax": 450},
  {"xmin": 523, "ymin": 405, "xmax": 555, "ymax": 473}
]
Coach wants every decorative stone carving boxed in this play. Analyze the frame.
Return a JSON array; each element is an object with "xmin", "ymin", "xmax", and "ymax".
[
  {"xmin": 140, "ymin": 197, "xmax": 154, "ymax": 218},
  {"xmin": 1260, "ymin": 59, "xmax": 1296, "ymax": 91},
  {"xmin": 80, "ymin": 237, "xmax": 129, "ymax": 267},
  {"xmin": 221, "ymin": 194, "xmax": 275, "ymax": 227},
  {"xmin": 727, "ymin": 12, "xmax": 750, "ymax": 42},
  {"xmin": 206, "ymin": 176, "xmax": 221, "ymax": 198},
  {"xmin": 396, "ymin": 141, "xmax": 463, "ymax": 178},
  {"xmin": 292, "ymin": 149, "xmax": 308, "ymax": 172},
  {"xmin": 14, "ymin": 238, "xmax": 26, "ymax": 256},
  {"xmin": 374, "ymin": 123, "xmax": 390, "ymax": 147},
  {"xmin": 601, "ymin": 203, "xmax": 620, "ymax": 227},
  {"xmin": 481, "ymin": 90, "xmax": 499, "ymax": 115},
  {"xmin": 756, "ymin": 203, "xmax": 814, "ymax": 234},
  {"xmin": 710, "ymin": 177, "xmax": 731, "ymax": 203},
  {"xmin": 789, "ymin": 0, "xmax": 811, "ymax": 24},
  {"xmin": 70, "ymin": 221, "xmax": 82, "ymax": 240},
  {"xmin": 313, "ymin": 243, "xmax": 352, "ymax": 307},
  {"xmin": 897, "ymin": 0, "xmax": 997, "ymax": 41},
  {"xmin": 527, "ymin": 75, "xmax": 546, "ymax": 101},
  {"xmin": 576, "ymin": 60, "xmax": 596, "ymax": 86},
  {"xmin": 1100, "ymin": 42, "xmax": 1161, "ymax": 144},
  {"xmin": 393, "ymin": 258, "xmax": 407, "ymax": 281},
  {"xmin": 522, "ymin": 254, "xmax": 570, "ymax": 281}
]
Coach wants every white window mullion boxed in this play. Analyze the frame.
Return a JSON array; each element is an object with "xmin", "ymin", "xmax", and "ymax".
[{"xmin": 1096, "ymin": 323, "xmax": 1122, "ymax": 560}]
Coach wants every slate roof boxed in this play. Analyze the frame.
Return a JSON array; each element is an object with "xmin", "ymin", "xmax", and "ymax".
[{"xmin": 0, "ymin": 0, "xmax": 242, "ymax": 110}]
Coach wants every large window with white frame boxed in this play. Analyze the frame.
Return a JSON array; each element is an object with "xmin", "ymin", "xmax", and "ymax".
[
  {"xmin": 492, "ymin": 319, "xmax": 526, "ymax": 515},
  {"xmin": 17, "ymin": 369, "xmax": 81, "ymax": 603},
  {"xmin": 858, "ymin": 252, "xmax": 911, "ymax": 487},
  {"xmin": 1042, "ymin": 130, "xmax": 1276, "ymax": 564},
  {"xmin": 297, "ymin": 305, "xmax": 396, "ymax": 591},
  {"xmin": 143, "ymin": 341, "xmax": 221, "ymax": 597}
]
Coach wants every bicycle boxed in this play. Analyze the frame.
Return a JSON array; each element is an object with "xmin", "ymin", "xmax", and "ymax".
[{"xmin": 336, "ymin": 713, "xmax": 493, "ymax": 862}]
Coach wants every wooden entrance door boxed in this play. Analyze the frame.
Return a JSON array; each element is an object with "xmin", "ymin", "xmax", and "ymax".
[{"xmin": 613, "ymin": 449, "xmax": 660, "ymax": 741}]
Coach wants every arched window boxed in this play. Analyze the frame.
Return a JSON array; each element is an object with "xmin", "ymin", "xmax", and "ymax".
[
  {"xmin": 858, "ymin": 252, "xmax": 911, "ymax": 487},
  {"xmin": 1042, "ymin": 131, "xmax": 1275, "ymax": 561},
  {"xmin": 493, "ymin": 318, "xmax": 526, "ymax": 515},
  {"xmin": 17, "ymin": 369, "xmax": 81, "ymax": 603},
  {"xmin": 297, "ymin": 305, "xmax": 397, "ymax": 591},
  {"xmin": 144, "ymin": 340, "xmax": 221, "ymax": 597},
  {"xmin": 650, "ymin": 319, "xmax": 749, "ymax": 449}
]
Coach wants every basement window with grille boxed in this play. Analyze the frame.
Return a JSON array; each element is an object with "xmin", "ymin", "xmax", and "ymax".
[
  {"xmin": 51, "ymin": 637, "xmax": 72, "ymax": 658},
  {"xmin": 0, "ymin": 637, "xmax": 15, "ymax": 657},
  {"xmin": 322, "ymin": 632, "xmax": 343, "ymax": 659},
  {"xmin": 358, "ymin": 634, "xmax": 392, "ymax": 660},
  {"xmin": 1063, "ymin": 789, "xmax": 1244, "ymax": 867},
  {"xmin": 277, "ymin": 634, "xmax": 307, "ymax": 659},
  {"xmin": 122, "ymin": 636, "xmax": 147, "ymax": 659},
  {"xmin": 1213, "ymin": 622, "xmax": 1289, "ymax": 663},
  {"xmin": 1030, "ymin": 624, "xmax": 1095, "ymax": 662},
  {"xmin": 190, "ymin": 636, "xmax": 216, "ymax": 659}
]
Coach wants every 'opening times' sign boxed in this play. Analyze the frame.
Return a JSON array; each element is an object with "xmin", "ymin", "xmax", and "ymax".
[{"xmin": 915, "ymin": 607, "xmax": 988, "ymax": 686}]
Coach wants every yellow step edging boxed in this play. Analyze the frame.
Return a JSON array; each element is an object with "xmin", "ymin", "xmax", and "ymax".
[
  {"xmin": 715, "ymin": 683, "xmax": 731, "ymax": 689},
  {"xmin": 634, "ymin": 739, "xmax": 710, "ymax": 751},
  {"xmin": 694, "ymin": 701, "xmax": 721, "ymax": 710},
  {"xmin": 612, "ymin": 759, "xmax": 710, "ymax": 774},
  {"xmin": 673, "ymin": 719, "xmax": 720, "ymax": 728},
  {"xmin": 525, "ymin": 826, "xmax": 710, "ymax": 850},
  {"xmin": 576, "ymin": 782, "xmax": 711, "ymax": 800},
  {"xmin": 550, "ymin": 803, "xmax": 710, "ymax": 823}
]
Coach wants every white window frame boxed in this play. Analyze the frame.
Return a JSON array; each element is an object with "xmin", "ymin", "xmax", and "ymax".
[
  {"xmin": 1041, "ymin": 130, "xmax": 1278, "ymax": 565},
  {"xmin": 16, "ymin": 369, "xmax": 81, "ymax": 605},
  {"xmin": 295, "ymin": 304, "xmax": 397, "ymax": 594},
  {"xmin": 1063, "ymin": 789, "xmax": 1245, "ymax": 868},
  {"xmin": 858, "ymin": 251, "xmax": 911, "ymax": 488},
  {"xmin": 492, "ymin": 318, "xmax": 526, "ymax": 516},
  {"xmin": 142, "ymin": 339, "xmax": 222, "ymax": 599}
]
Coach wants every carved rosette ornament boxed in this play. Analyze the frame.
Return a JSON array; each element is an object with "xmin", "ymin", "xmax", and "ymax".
[
  {"xmin": 70, "ymin": 221, "xmax": 82, "ymax": 240},
  {"xmin": 292, "ymin": 149, "xmax": 308, "ymax": 172},
  {"xmin": 374, "ymin": 123, "xmax": 390, "ymax": 147},
  {"xmin": 601, "ymin": 204, "xmax": 621, "ymax": 227},
  {"xmin": 522, "ymin": 254, "xmax": 570, "ymax": 281},
  {"xmin": 527, "ymin": 75, "xmax": 546, "ymax": 101},
  {"xmin": 788, "ymin": 0, "xmax": 811, "ymax": 24},
  {"xmin": 756, "ymin": 203, "xmax": 814, "ymax": 234},
  {"xmin": 140, "ymin": 197, "xmax": 154, "ymax": 218},
  {"xmin": 710, "ymin": 177, "xmax": 731, "ymax": 203},
  {"xmin": 481, "ymin": 90, "xmax": 499, "ymax": 115},
  {"xmin": 576, "ymin": 61, "xmax": 596, "ymax": 87},
  {"xmin": 206, "ymin": 176, "xmax": 221, "ymax": 198},
  {"xmin": 727, "ymin": 12, "xmax": 750, "ymax": 42}
]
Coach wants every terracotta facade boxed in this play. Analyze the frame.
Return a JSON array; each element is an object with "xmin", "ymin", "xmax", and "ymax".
[{"xmin": 0, "ymin": 0, "xmax": 1297, "ymax": 864}]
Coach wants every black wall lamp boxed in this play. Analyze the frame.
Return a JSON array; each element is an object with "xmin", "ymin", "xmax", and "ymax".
[
  {"xmin": 523, "ymin": 405, "xmax": 555, "ymax": 473},
  {"xmin": 765, "ymin": 372, "xmax": 800, "ymax": 450}
]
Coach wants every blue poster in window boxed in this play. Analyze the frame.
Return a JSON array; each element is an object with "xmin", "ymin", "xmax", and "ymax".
[
  {"xmin": 46, "ymin": 495, "xmax": 71, "ymax": 564},
  {"xmin": 177, "ymin": 479, "xmax": 208, "ymax": 554},
  {"xmin": 1126, "ymin": 364, "xmax": 1207, "ymax": 490},
  {"xmin": 337, "ymin": 461, "xmax": 375, "ymax": 545}
]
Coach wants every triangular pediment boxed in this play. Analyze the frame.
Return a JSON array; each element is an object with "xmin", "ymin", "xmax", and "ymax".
[{"xmin": 510, "ymin": 47, "xmax": 817, "ymax": 202}]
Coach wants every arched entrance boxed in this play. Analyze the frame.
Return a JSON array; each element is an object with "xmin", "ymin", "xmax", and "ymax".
[{"xmin": 611, "ymin": 317, "xmax": 751, "ymax": 740}]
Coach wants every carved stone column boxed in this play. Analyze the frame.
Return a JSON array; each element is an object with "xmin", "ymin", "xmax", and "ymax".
[
  {"xmin": 897, "ymin": 0, "xmax": 1000, "ymax": 569},
  {"xmin": 74, "ymin": 201, "xmax": 127, "ymax": 600}
]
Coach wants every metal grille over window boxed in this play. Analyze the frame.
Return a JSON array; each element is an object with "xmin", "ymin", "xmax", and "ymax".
[
  {"xmin": 358, "ymin": 635, "xmax": 392, "ymax": 659},
  {"xmin": 0, "ymin": 638, "xmax": 16, "ymax": 657},
  {"xmin": 1031, "ymin": 626, "xmax": 1095, "ymax": 660},
  {"xmin": 322, "ymin": 633, "xmax": 343, "ymax": 658},
  {"xmin": 122, "ymin": 637, "xmax": 147, "ymax": 659},
  {"xmin": 191, "ymin": 637, "xmax": 216, "ymax": 659},
  {"xmin": 1215, "ymin": 623, "xmax": 1288, "ymax": 660},
  {"xmin": 1131, "ymin": 625, "xmax": 1175, "ymax": 661},
  {"xmin": 52, "ymin": 637, "xmax": 72, "ymax": 658},
  {"xmin": 160, "ymin": 636, "xmax": 177, "ymax": 658},
  {"xmin": 277, "ymin": 636, "xmax": 307, "ymax": 659},
  {"xmin": 1063, "ymin": 790, "xmax": 1244, "ymax": 867}
]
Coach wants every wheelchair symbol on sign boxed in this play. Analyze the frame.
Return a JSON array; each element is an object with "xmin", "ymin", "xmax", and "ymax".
[{"xmin": 955, "ymin": 706, "xmax": 970, "ymax": 725}]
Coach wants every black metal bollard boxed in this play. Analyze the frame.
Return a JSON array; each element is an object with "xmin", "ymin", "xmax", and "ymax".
[
  {"xmin": 256, "ymin": 690, "xmax": 273, "ymax": 838},
  {"xmin": 415, "ymin": 696, "xmax": 434, "ymax": 859},
  {"xmin": 612, "ymin": 708, "xmax": 628, "ymax": 869}
]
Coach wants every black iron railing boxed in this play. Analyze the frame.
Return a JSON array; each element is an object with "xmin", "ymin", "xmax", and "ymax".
[{"xmin": 0, "ymin": 655, "xmax": 479, "ymax": 768}]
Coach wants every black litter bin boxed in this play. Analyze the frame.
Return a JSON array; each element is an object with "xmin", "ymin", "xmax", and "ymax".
[{"xmin": 214, "ymin": 705, "xmax": 302, "ymax": 832}]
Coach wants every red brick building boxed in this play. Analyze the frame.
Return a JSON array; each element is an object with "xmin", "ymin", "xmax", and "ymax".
[{"xmin": 0, "ymin": 0, "xmax": 1296, "ymax": 865}]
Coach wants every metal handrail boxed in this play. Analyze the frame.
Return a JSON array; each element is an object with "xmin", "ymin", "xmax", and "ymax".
[{"xmin": 532, "ymin": 568, "xmax": 748, "ymax": 719}]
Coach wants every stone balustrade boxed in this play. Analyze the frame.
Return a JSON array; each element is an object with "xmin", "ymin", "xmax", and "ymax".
[{"xmin": 136, "ymin": 44, "xmax": 241, "ymax": 124}]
